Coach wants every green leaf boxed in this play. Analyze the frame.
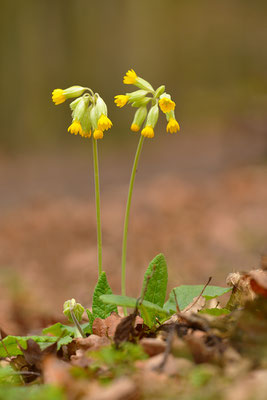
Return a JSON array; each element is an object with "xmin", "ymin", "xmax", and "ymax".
[
  {"xmin": 43, "ymin": 323, "xmax": 76, "ymax": 337},
  {"xmin": 43, "ymin": 322, "xmax": 90, "ymax": 338},
  {"xmin": 198, "ymin": 308, "xmax": 231, "ymax": 316},
  {"xmin": 92, "ymin": 272, "xmax": 118, "ymax": 319},
  {"xmin": 141, "ymin": 253, "xmax": 168, "ymax": 322},
  {"xmin": 57, "ymin": 335, "xmax": 73, "ymax": 348},
  {"xmin": 85, "ymin": 309, "xmax": 94, "ymax": 334},
  {"xmin": 100, "ymin": 294, "xmax": 170, "ymax": 318},
  {"xmin": 0, "ymin": 336, "xmax": 58, "ymax": 358},
  {"xmin": 164, "ymin": 285, "xmax": 231, "ymax": 313}
]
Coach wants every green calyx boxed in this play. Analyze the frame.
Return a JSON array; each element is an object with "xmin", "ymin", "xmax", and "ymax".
[
  {"xmin": 146, "ymin": 103, "xmax": 159, "ymax": 128},
  {"xmin": 132, "ymin": 106, "xmax": 147, "ymax": 128}
]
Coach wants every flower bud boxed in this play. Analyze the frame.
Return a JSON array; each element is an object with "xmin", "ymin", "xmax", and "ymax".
[
  {"xmin": 80, "ymin": 105, "xmax": 92, "ymax": 135},
  {"xmin": 70, "ymin": 97, "xmax": 82, "ymax": 112},
  {"xmin": 127, "ymin": 90, "xmax": 148, "ymax": 103},
  {"xmin": 63, "ymin": 298, "xmax": 84, "ymax": 323},
  {"xmin": 135, "ymin": 77, "xmax": 154, "ymax": 92},
  {"xmin": 146, "ymin": 104, "xmax": 159, "ymax": 128},
  {"xmin": 130, "ymin": 97, "xmax": 151, "ymax": 108},
  {"xmin": 72, "ymin": 96, "xmax": 89, "ymax": 122},
  {"xmin": 95, "ymin": 95, "xmax": 108, "ymax": 116},
  {"xmin": 64, "ymin": 86, "xmax": 87, "ymax": 99},
  {"xmin": 131, "ymin": 106, "xmax": 147, "ymax": 132},
  {"xmin": 154, "ymin": 85, "xmax": 165, "ymax": 99},
  {"xmin": 91, "ymin": 96, "xmax": 108, "ymax": 129}
]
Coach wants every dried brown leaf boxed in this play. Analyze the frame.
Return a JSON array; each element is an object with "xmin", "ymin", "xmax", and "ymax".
[
  {"xmin": 92, "ymin": 312, "xmax": 121, "ymax": 338},
  {"xmin": 248, "ymin": 270, "xmax": 267, "ymax": 297}
]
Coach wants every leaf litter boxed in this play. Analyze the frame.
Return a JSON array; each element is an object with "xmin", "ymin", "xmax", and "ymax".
[{"xmin": 1, "ymin": 269, "xmax": 267, "ymax": 399}]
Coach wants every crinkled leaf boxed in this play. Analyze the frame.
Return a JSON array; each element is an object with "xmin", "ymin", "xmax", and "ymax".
[
  {"xmin": 43, "ymin": 322, "xmax": 89, "ymax": 338},
  {"xmin": 199, "ymin": 308, "xmax": 231, "ymax": 316},
  {"xmin": 92, "ymin": 272, "xmax": 118, "ymax": 319},
  {"xmin": 57, "ymin": 335, "xmax": 73, "ymax": 348},
  {"xmin": 141, "ymin": 253, "xmax": 168, "ymax": 322},
  {"xmin": 164, "ymin": 285, "xmax": 231, "ymax": 313},
  {"xmin": 85, "ymin": 309, "xmax": 94, "ymax": 334},
  {"xmin": 0, "ymin": 336, "xmax": 58, "ymax": 358},
  {"xmin": 0, "ymin": 334, "xmax": 73, "ymax": 357}
]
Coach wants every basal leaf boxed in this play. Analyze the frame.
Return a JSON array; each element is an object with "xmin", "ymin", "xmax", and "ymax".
[
  {"xmin": 141, "ymin": 253, "xmax": 168, "ymax": 322},
  {"xmin": 164, "ymin": 285, "xmax": 231, "ymax": 313},
  {"xmin": 92, "ymin": 272, "xmax": 118, "ymax": 319},
  {"xmin": 142, "ymin": 253, "xmax": 168, "ymax": 306},
  {"xmin": 100, "ymin": 294, "xmax": 169, "ymax": 318}
]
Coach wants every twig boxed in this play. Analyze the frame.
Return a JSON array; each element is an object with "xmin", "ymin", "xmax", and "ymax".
[
  {"xmin": 173, "ymin": 289, "xmax": 181, "ymax": 313},
  {"xmin": 156, "ymin": 324, "xmax": 176, "ymax": 372}
]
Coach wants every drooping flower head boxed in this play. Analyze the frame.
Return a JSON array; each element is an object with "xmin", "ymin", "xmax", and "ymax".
[
  {"xmin": 115, "ymin": 70, "xmax": 180, "ymax": 138},
  {"xmin": 52, "ymin": 85, "xmax": 112, "ymax": 140}
]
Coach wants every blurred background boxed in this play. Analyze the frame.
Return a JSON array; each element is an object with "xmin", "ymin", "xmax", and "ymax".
[{"xmin": 0, "ymin": 0, "xmax": 267, "ymax": 333}]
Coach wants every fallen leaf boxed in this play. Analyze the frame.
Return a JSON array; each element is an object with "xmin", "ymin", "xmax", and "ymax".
[
  {"xmin": 92, "ymin": 312, "xmax": 121, "ymax": 338},
  {"xmin": 248, "ymin": 270, "xmax": 267, "ymax": 298},
  {"xmin": 114, "ymin": 308, "xmax": 139, "ymax": 347}
]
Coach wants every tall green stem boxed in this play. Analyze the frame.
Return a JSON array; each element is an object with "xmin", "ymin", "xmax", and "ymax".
[
  {"xmin": 121, "ymin": 135, "xmax": 145, "ymax": 298},
  {"xmin": 92, "ymin": 138, "xmax": 102, "ymax": 276}
]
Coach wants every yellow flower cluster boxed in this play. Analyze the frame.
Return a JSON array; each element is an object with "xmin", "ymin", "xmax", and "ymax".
[
  {"xmin": 52, "ymin": 86, "xmax": 112, "ymax": 140},
  {"xmin": 115, "ymin": 69, "xmax": 180, "ymax": 138}
]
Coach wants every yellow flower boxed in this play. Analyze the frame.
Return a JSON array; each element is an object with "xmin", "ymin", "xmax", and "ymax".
[
  {"xmin": 93, "ymin": 129, "xmax": 104, "ymax": 140},
  {"xmin": 97, "ymin": 114, "xmax": 112, "ymax": 131},
  {"xmin": 68, "ymin": 120, "xmax": 83, "ymax": 135},
  {"xmin": 141, "ymin": 126, "xmax": 154, "ymax": 138},
  {"xmin": 52, "ymin": 89, "xmax": 66, "ymax": 105},
  {"xmin": 166, "ymin": 118, "xmax": 180, "ymax": 134},
  {"xmin": 131, "ymin": 123, "xmax": 140, "ymax": 132},
  {"xmin": 114, "ymin": 95, "xmax": 129, "ymax": 108},
  {"xmin": 123, "ymin": 69, "xmax": 137, "ymax": 85},
  {"xmin": 80, "ymin": 130, "xmax": 92, "ymax": 138},
  {"xmin": 159, "ymin": 97, "xmax": 176, "ymax": 113}
]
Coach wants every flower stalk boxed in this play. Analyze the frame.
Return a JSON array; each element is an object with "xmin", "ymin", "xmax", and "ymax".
[
  {"xmin": 121, "ymin": 135, "xmax": 145, "ymax": 303},
  {"xmin": 92, "ymin": 137, "xmax": 103, "ymax": 276}
]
